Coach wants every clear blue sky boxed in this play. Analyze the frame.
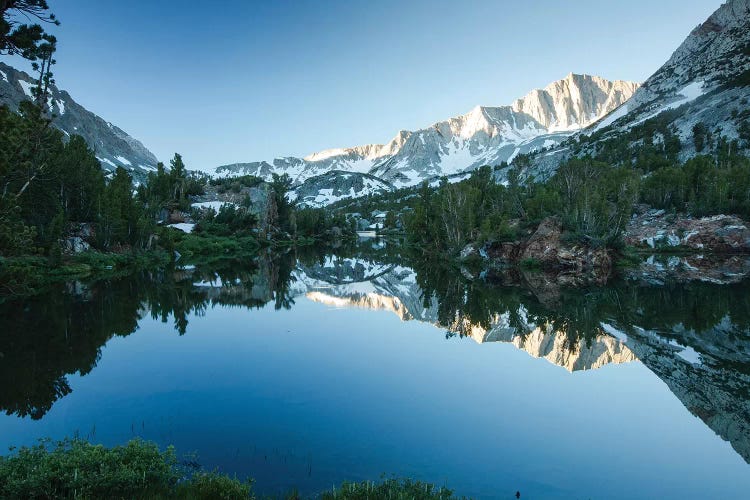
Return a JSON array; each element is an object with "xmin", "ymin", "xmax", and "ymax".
[{"xmin": 2, "ymin": 0, "xmax": 724, "ymax": 170}]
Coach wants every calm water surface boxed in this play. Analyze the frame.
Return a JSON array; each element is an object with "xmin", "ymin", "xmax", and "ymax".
[{"xmin": 1, "ymin": 245, "xmax": 749, "ymax": 499}]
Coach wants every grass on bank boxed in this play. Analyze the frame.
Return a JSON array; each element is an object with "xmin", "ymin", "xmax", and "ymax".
[
  {"xmin": 0, "ymin": 224, "xmax": 340, "ymax": 304},
  {"xmin": 0, "ymin": 438, "xmax": 466, "ymax": 500},
  {"xmin": 0, "ymin": 251, "xmax": 171, "ymax": 301}
]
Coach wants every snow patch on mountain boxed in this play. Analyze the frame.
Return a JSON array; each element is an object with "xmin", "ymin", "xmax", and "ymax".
[
  {"xmin": 96, "ymin": 157, "xmax": 117, "ymax": 168},
  {"xmin": 593, "ymin": 104, "xmax": 630, "ymax": 132},
  {"xmin": 632, "ymin": 81, "xmax": 708, "ymax": 126},
  {"xmin": 115, "ymin": 155, "xmax": 133, "ymax": 166},
  {"xmin": 192, "ymin": 201, "xmax": 236, "ymax": 211},
  {"xmin": 17, "ymin": 79, "xmax": 34, "ymax": 98}
]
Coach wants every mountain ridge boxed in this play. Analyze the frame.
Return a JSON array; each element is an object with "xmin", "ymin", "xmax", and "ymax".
[{"xmin": 217, "ymin": 73, "xmax": 639, "ymax": 204}]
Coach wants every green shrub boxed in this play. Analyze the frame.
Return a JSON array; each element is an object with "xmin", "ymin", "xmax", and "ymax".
[
  {"xmin": 194, "ymin": 205, "xmax": 258, "ymax": 238},
  {"xmin": 520, "ymin": 257, "xmax": 542, "ymax": 270},
  {"xmin": 174, "ymin": 233, "xmax": 260, "ymax": 261},
  {"xmin": 0, "ymin": 438, "xmax": 178, "ymax": 499},
  {"xmin": 0, "ymin": 439, "xmax": 473, "ymax": 499},
  {"xmin": 175, "ymin": 471, "xmax": 254, "ymax": 499}
]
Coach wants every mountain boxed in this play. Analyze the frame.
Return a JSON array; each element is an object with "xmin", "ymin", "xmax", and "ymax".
[
  {"xmin": 532, "ymin": 0, "xmax": 750, "ymax": 176},
  {"xmin": 0, "ymin": 62, "xmax": 159, "ymax": 180},
  {"xmin": 512, "ymin": 74, "xmax": 639, "ymax": 131},
  {"xmin": 217, "ymin": 74, "xmax": 638, "ymax": 205}
]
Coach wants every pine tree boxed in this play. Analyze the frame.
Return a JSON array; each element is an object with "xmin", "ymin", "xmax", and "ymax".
[{"xmin": 0, "ymin": 1, "xmax": 59, "ymax": 59}]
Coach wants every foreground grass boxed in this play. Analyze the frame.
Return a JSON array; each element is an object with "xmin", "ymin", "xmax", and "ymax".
[
  {"xmin": 0, "ymin": 438, "xmax": 466, "ymax": 499},
  {"xmin": 320, "ymin": 478, "xmax": 461, "ymax": 500},
  {"xmin": 0, "ymin": 438, "xmax": 251, "ymax": 499}
]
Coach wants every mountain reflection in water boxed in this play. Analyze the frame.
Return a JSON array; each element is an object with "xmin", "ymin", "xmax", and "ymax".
[{"xmin": 1, "ymin": 243, "xmax": 749, "ymax": 470}]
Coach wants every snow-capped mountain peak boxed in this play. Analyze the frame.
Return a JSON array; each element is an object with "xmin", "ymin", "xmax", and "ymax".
[{"xmin": 512, "ymin": 73, "xmax": 640, "ymax": 132}]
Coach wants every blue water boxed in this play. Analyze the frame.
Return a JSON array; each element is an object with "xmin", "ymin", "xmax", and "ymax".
[{"xmin": 1, "ymin": 253, "xmax": 749, "ymax": 499}]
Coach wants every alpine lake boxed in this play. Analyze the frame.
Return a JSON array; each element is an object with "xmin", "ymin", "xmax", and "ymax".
[{"xmin": 1, "ymin": 238, "xmax": 750, "ymax": 499}]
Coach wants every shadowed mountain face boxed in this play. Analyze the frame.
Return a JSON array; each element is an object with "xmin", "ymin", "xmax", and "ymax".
[
  {"xmin": 1, "ymin": 246, "xmax": 749, "ymax": 464},
  {"xmin": 290, "ymin": 170, "xmax": 394, "ymax": 208},
  {"xmin": 0, "ymin": 62, "xmax": 158, "ymax": 181},
  {"xmin": 217, "ymin": 74, "xmax": 638, "ymax": 205}
]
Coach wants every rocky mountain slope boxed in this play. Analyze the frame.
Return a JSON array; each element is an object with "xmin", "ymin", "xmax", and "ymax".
[
  {"xmin": 627, "ymin": 0, "xmax": 750, "ymax": 110},
  {"xmin": 0, "ymin": 62, "xmax": 158, "ymax": 180},
  {"xmin": 531, "ymin": 0, "xmax": 750, "ymax": 177},
  {"xmin": 217, "ymin": 74, "xmax": 638, "ymax": 205}
]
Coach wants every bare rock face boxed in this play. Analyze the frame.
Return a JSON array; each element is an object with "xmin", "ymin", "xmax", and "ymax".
[
  {"xmin": 521, "ymin": 217, "xmax": 612, "ymax": 274},
  {"xmin": 485, "ymin": 241, "xmax": 523, "ymax": 263},
  {"xmin": 167, "ymin": 211, "xmax": 187, "ymax": 224},
  {"xmin": 62, "ymin": 236, "xmax": 90, "ymax": 254},
  {"xmin": 512, "ymin": 74, "xmax": 639, "ymax": 132},
  {"xmin": 459, "ymin": 244, "xmax": 479, "ymax": 260},
  {"xmin": 62, "ymin": 223, "xmax": 96, "ymax": 255},
  {"xmin": 520, "ymin": 217, "xmax": 564, "ymax": 265},
  {"xmin": 623, "ymin": 208, "xmax": 750, "ymax": 284},
  {"xmin": 625, "ymin": 208, "xmax": 750, "ymax": 253}
]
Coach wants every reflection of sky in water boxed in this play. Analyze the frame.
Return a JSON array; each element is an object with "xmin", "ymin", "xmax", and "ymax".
[{"xmin": 1, "ymin": 297, "xmax": 749, "ymax": 499}]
